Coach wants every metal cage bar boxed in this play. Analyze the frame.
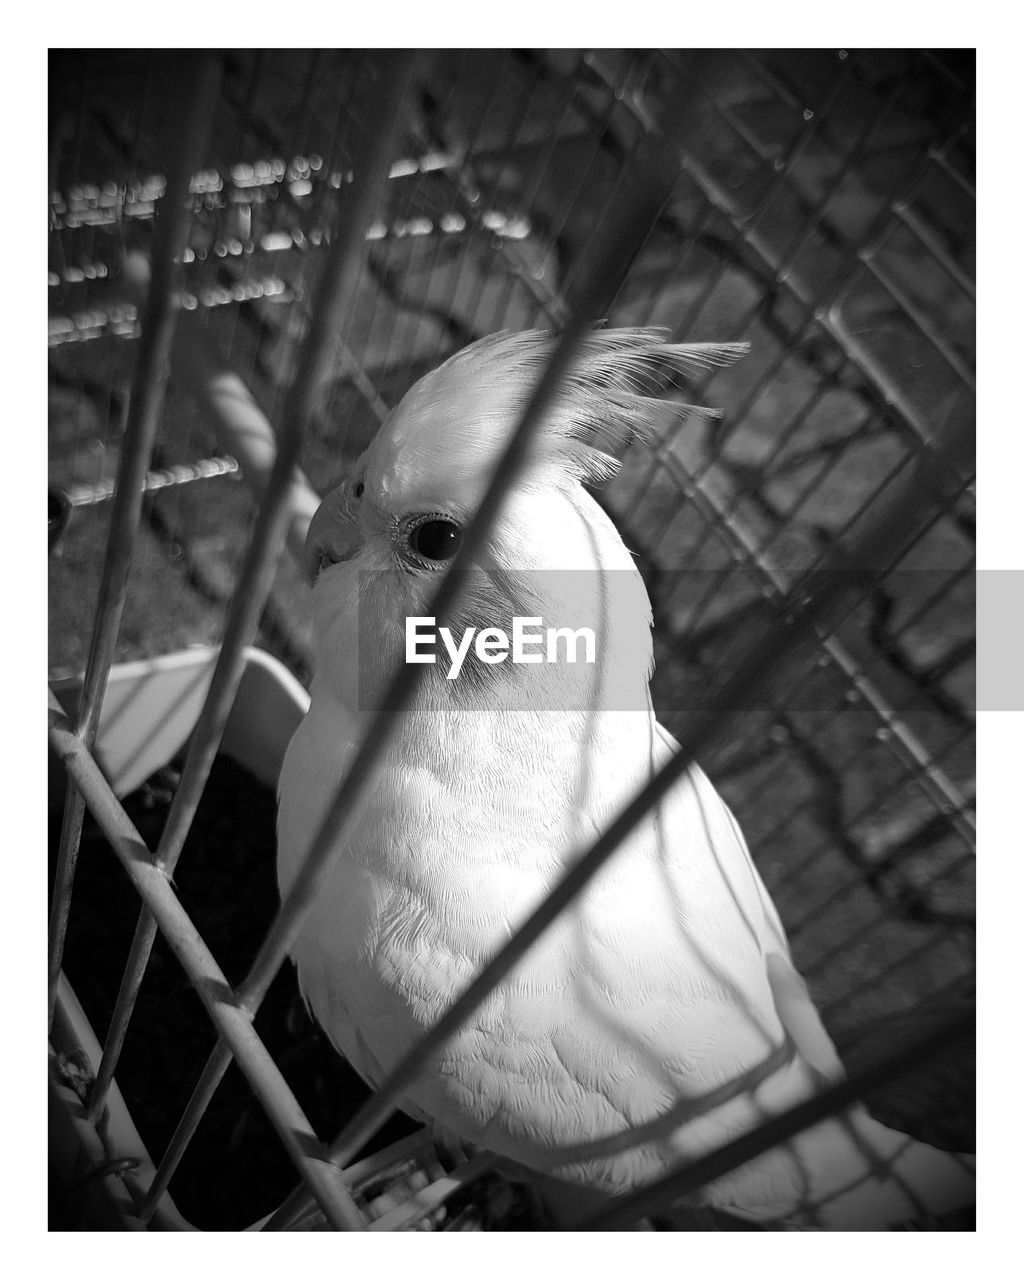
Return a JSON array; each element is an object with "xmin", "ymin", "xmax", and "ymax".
[
  {"xmin": 47, "ymin": 693, "xmax": 364, "ymax": 1231},
  {"xmin": 48, "ymin": 55, "xmax": 223, "ymax": 1025},
  {"xmin": 84, "ymin": 52, "xmax": 416, "ymax": 1129}
]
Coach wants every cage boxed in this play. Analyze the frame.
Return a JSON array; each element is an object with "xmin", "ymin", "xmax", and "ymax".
[{"xmin": 47, "ymin": 49, "xmax": 975, "ymax": 1231}]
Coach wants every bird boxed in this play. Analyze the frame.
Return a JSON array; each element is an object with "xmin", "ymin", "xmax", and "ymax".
[{"xmin": 276, "ymin": 328, "xmax": 974, "ymax": 1229}]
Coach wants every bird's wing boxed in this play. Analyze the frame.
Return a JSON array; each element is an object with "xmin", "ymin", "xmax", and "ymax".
[
  {"xmin": 651, "ymin": 721, "xmax": 787, "ymax": 951},
  {"xmin": 650, "ymin": 721, "xmax": 844, "ymax": 1083}
]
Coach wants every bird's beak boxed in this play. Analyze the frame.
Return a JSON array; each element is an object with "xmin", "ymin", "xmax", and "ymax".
[{"xmin": 305, "ymin": 494, "xmax": 363, "ymax": 585}]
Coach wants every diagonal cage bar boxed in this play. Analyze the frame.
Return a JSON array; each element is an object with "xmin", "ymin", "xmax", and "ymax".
[
  {"xmin": 48, "ymin": 54, "xmax": 223, "ymax": 1027},
  {"xmin": 85, "ymin": 49, "xmax": 416, "ymax": 1133},
  {"xmin": 47, "ymin": 693, "xmax": 365, "ymax": 1231}
]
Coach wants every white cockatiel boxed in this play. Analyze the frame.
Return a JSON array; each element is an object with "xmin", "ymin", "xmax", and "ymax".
[{"xmin": 277, "ymin": 329, "xmax": 973, "ymax": 1229}]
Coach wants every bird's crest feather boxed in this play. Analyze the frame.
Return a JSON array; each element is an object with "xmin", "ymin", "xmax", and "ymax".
[{"xmin": 436, "ymin": 327, "xmax": 749, "ymax": 486}]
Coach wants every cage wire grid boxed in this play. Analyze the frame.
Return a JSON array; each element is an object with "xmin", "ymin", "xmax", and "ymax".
[{"xmin": 47, "ymin": 50, "xmax": 975, "ymax": 1231}]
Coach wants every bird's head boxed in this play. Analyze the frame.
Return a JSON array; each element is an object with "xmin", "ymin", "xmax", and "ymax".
[{"xmin": 306, "ymin": 328, "xmax": 746, "ymax": 710}]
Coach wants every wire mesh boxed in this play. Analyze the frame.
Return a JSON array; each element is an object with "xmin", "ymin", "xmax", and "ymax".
[{"xmin": 48, "ymin": 49, "xmax": 975, "ymax": 1231}]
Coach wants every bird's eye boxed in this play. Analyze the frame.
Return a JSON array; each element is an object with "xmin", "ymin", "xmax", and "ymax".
[{"xmin": 408, "ymin": 517, "xmax": 462, "ymax": 563}]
